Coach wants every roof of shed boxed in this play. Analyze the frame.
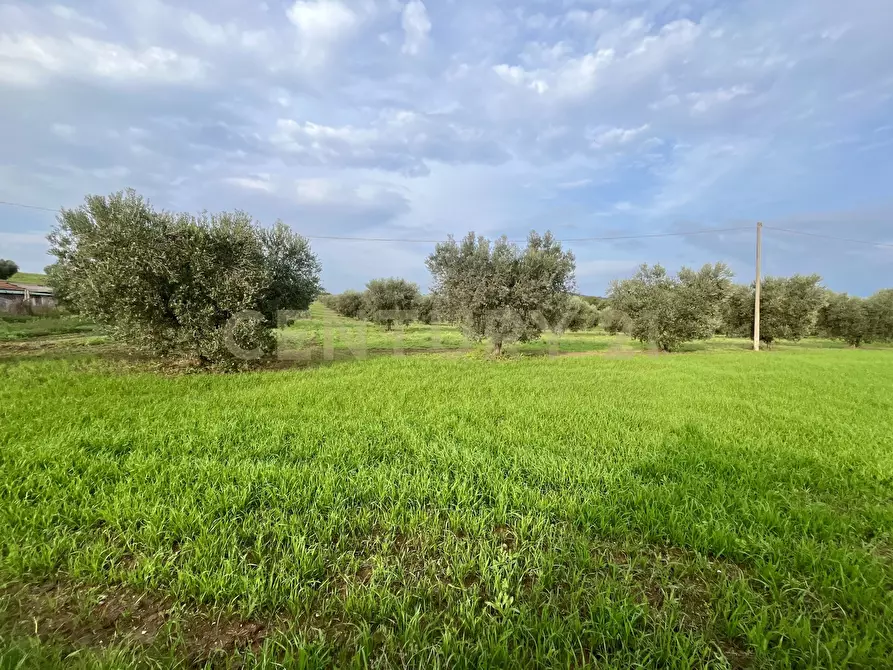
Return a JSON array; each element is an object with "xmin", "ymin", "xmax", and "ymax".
[
  {"xmin": 0, "ymin": 281, "xmax": 25, "ymax": 293},
  {"xmin": 10, "ymin": 283, "xmax": 53, "ymax": 294}
]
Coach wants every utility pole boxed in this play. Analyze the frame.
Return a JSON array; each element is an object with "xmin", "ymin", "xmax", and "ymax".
[{"xmin": 753, "ymin": 222, "xmax": 762, "ymax": 351}]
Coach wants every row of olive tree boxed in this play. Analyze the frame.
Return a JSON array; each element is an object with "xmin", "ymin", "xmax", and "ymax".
[
  {"xmin": 722, "ymin": 275, "xmax": 826, "ymax": 346},
  {"xmin": 609, "ymin": 265, "xmax": 893, "ymax": 351},
  {"xmin": 323, "ymin": 231, "xmax": 579, "ymax": 354},
  {"xmin": 815, "ymin": 289, "xmax": 893, "ymax": 346},
  {"xmin": 44, "ymin": 190, "xmax": 892, "ymax": 364},
  {"xmin": 322, "ymin": 279, "xmax": 428, "ymax": 329},
  {"xmin": 47, "ymin": 190, "xmax": 322, "ymax": 367},
  {"xmin": 723, "ymin": 280, "xmax": 893, "ymax": 347}
]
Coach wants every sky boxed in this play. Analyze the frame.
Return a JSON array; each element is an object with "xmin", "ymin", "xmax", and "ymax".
[{"xmin": 0, "ymin": 0, "xmax": 891, "ymax": 296}]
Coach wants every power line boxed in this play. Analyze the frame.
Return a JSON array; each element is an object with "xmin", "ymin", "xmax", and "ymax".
[
  {"xmin": 302, "ymin": 227, "xmax": 751, "ymax": 243},
  {"xmin": 2, "ymin": 197, "xmax": 890, "ymax": 248},
  {"xmin": 0, "ymin": 200, "xmax": 60, "ymax": 213},
  {"xmin": 558, "ymin": 227, "xmax": 750, "ymax": 242},
  {"xmin": 300, "ymin": 234, "xmax": 442, "ymax": 243},
  {"xmin": 0, "ymin": 198, "xmax": 752, "ymax": 243},
  {"xmin": 764, "ymin": 226, "xmax": 893, "ymax": 249}
]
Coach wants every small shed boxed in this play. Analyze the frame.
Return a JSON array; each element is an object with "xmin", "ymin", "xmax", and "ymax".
[{"xmin": 0, "ymin": 281, "xmax": 56, "ymax": 312}]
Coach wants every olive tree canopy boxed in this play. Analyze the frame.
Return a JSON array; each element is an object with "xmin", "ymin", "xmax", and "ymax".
[
  {"xmin": 609, "ymin": 262, "xmax": 733, "ymax": 352},
  {"xmin": 47, "ymin": 189, "xmax": 321, "ymax": 367},
  {"xmin": 723, "ymin": 275, "xmax": 825, "ymax": 346},
  {"xmin": 426, "ymin": 231, "xmax": 575, "ymax": 354},
  {"xmin": 363, "ymin": 278, "xmax": 420, "ymax": 330}
]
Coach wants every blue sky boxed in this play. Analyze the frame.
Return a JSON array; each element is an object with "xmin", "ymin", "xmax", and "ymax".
[{"xmin": 0, "ymin": 0, "xmax": 891, "ymax": 295}]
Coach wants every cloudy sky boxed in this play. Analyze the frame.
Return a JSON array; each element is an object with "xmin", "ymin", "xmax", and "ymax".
[{"xmin": 1, "ymin": 0, "xmax": 891, "ymax": 295}]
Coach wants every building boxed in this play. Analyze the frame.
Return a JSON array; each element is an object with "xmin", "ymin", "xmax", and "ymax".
[{"xmin": 0, "ymin": 281, "xmax": 56, "ymax": 313}]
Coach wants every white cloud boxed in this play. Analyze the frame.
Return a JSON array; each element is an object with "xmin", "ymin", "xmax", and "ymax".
[
  {"xmin": 181, "ymin": 11, "xmax": 232, "ymax": 46},
  {"xmin": 688, "ymin": 85, "xmax": 752, "ymax": 115},
  {"xmin": 51, "ymin": 123, "xmax": 75, "ymax": 139},
  {"xmin": 401, "ymin": 0, "xmax": 431, "ymax": 55},
  {"xmin": 493, "ymin": 48, "xmax": 615, "ymax": 99},
  {"xmin": 2, "ymin": 0, "xmax": 893, "ymax": 294},
  {"xmin": 223, "ymin": 173, "xmax": 410, "ymax": 219},
  {"xmin": 588, "ymin": 124, "xmax": 650, "ymax": 148},
  {"xmin": 287, "ymin": 0, "xmax": 359, "ymax": 66},
  {"xmin": 270, "ymin": 110, "xmax": 508, "ymax": 175},
  {"xmin": 294, "ymin": 177, "xmax": 339, "ymax": 204},
  {"xmin": 556, "ymin": 178, "xmax": 592, "ymax": 189},
  {"xmin": 224, "ymin": 176, "xmax": 275, "ymax": 193},
  {"xmin": 0, "ymin": 34, "xmax": 206, "ymax": 85},
  {"xmin": 49, "ymin": 5, "xmax": 106, "ymax": 29},
  {"xmin": 563, "ymin": 8, "xmax": 608, "ymax": 31}
]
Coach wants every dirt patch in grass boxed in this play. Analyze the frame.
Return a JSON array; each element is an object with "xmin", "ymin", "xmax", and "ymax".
[{"xmin": 0, "ymin": 580, "xmax": 267, "ymax": 663}]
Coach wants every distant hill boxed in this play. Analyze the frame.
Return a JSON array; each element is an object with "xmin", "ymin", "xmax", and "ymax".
[{"xmin": 10, "ymin": 272, "xmax": 48, "ymax": 285}]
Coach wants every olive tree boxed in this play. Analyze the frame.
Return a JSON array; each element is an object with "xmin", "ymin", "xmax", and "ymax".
[
  {"xmin": 319, "ymin": 293, "xmax": 338, "ymax": 309},
  {"xmin": 721, "ymin": 284, "xmax": 754, "ymax": 337},
  {"xmin": 562, "ymin": 295, "xmax": 599, "ymax": 332},
  {"xmin": 600, "ymin": 307, "xmax": 631, "ymax": 335},
  {"xmin": 47, "ymin": 189, "xmax": 321, "ymax": 367},
  {"xmin": 724, "ymin": 275, "xmax": 825, "ymax": 346},
  {"xmin": 867, "ymin": 289, "xmax": 893, "ymax": 342},
  {"xmin": 416, "ymin": 294, "xmax": 436, "ymax": 324},
  {"xmin": 363, "ymin": 278, "xmax": 420, "ymax": 330},
  {"xmin": 608, "ymin": 263, "xmax": 733, "ymax": 352},
  {"xmin": 818, "ymin": 292, "xmax": 870, "ymax": 347},
  {"xmin": 335, "ymin": 290, "xmax": 365, "ymax": 319},
  {"xmin": 426, "ymin": 231, "xmax": 575, "ymax": 354}
]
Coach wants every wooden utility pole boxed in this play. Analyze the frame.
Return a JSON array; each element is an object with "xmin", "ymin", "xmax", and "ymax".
[{"xmin": 753, "ymin": 222, "xmax": 763, "ymax": 351}]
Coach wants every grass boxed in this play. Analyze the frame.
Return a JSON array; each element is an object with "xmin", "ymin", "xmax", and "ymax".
[
  {"xmin": 278, "ymin": 304, "xmax": 679, "ymax": 360},
  {"xmin": 7, "ymin": 272, "xmax": 48, "ymax": 285},
  {"xmin": 1, "ymin": 324, "xmax": 892, "ymax": 668},
  {"xmin": 0, "ymin": 314, "xmax": 96, "ymax": 342}
]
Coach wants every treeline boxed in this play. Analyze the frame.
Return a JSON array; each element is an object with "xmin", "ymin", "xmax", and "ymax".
[
  {"xmin": 44, "ymin": 189, "xmax": 892, "ymax": 365},
  {"xmin": 608, "ymin": 265, "xmax": 893, "ymax": 351},
  {"xmin": 319, "ymin": 279, "xmax": 435, "ymax": 328},
  {"xmin": 323, "ymin": 231, "xmax": 581, "ymax": 354},
  {"xmin": 330, "ymin": 262, "xmax": 893, "ymax": 354}
]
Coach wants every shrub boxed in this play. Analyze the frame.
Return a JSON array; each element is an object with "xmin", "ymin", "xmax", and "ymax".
[
  {"xmin": 426, "ymin": 231, "xmax": 575, "ymax": 354},
  {"xmin": 47, "ymin": 189, "xmax": 321, "ymax": 367},
  {"xmin": 0, "ymin": 259, "xmax": 18, "ymax": 280}
]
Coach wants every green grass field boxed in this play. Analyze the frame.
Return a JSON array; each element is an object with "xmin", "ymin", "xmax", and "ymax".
[
  {"xmin": 7, "ymin": 272, "xmax": 49, "ymax": 285},
  {"xmin": 0, "ymin": 314, "xmax": 96, "ymax": 343},
  {"xmin": 1, "ymin": 309, "xmax": 892, "ymax": 668}
]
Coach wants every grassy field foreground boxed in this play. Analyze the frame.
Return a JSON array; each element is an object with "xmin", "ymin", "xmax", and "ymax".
[{"xmin": 1, "ymin": 349, "xmax": 892, "ymax": 668}]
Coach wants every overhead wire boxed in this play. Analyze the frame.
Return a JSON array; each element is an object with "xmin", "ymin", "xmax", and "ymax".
[
  {"xmin": 0, "ymin": 198, "xmax": 751, "ymax": 244},
  {"xmin": 1, "ymin": 198, "xmax": 891, "ymax": 249},
  {"xmin": 762, "ymin": 225, "xmax": 893, "ymax": 249}
]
